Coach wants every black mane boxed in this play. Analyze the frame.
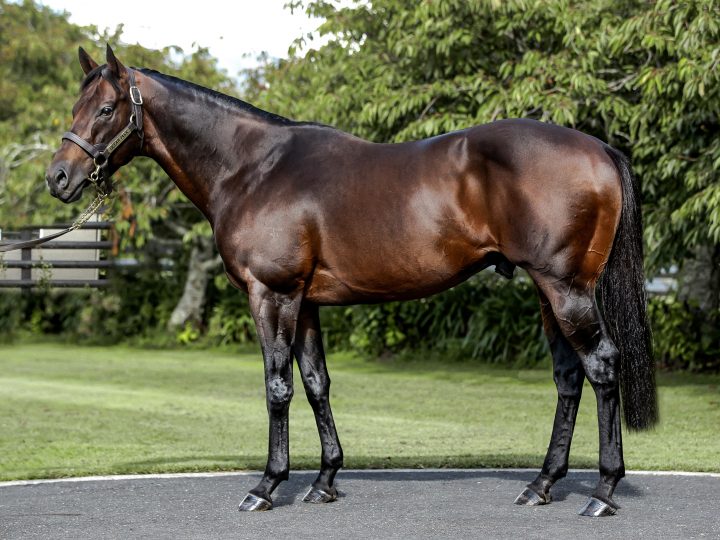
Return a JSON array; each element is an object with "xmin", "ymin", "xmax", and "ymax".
[
  {"xmin": 140, "ymin": 69, "xmax": 312, "ymax": 127},
  {"xmin": 80, "ymin": 65, "xmax": 104, "ymax": 90},
  {"xmin": 80, "ymin": 65, "xmax": 324, "ymax": 128},
  {"xmin": 80, "ymin": 64, "xmax": 124, "ymax": 94}
]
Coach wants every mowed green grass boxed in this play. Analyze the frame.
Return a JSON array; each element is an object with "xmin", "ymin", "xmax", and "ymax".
[{"xmin": 0, "ymin": 343, "xmax": 718, "ymax": 481}]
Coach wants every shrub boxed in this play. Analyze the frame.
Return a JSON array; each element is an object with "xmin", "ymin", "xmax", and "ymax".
[
  {"xmin": 0, "ymin": 258, "xmax": 183, "ymax": 344},
  {"xmin": 3, "ymin": 264, "xmax": 718, "ymax": 373},
  {"xmin": 648, "ymin": 294, "xmax": 720, "ymax": 372},
  {"xmin": 205, "ymin": 275, "xmax": 256, "ymax": 346}
]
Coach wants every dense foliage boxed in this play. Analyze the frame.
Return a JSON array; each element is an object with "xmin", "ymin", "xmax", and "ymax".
[
  {"xmin": 3, "ymin": 278, "xmax": 718, "ymax": 371},
  {"xmin": 1, "ymin": 0, "xmax": 718, "ymax": 370}
]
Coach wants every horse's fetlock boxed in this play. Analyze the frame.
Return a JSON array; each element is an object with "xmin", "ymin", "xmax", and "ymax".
[
  {"xmin": 266, "ymin": 464, "xmax": 289, "ymax": 481},
  {"xmin": 323, "ymin": 453, "xmax": 343, "ymax": 470},
  {"xmin": 548, "ymin": 464, "xmax": 569, "ymax": 482}
]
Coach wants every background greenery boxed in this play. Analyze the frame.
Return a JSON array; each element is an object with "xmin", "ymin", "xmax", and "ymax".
[{"xmin": 0, "ymin": 0, "xmax": 719, "ymax": 372}]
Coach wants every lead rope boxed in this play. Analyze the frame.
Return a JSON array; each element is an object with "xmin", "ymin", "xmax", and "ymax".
[
  {"xmin": 0, "ymin": 184, "xmax": 113, "ymax": 253},
  {"xmin": 69, "ymin": 184, "xmax": 112, "ymax": 230}
]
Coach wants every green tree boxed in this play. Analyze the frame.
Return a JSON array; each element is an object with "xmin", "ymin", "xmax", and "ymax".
[{"xmin": 0, "ymin": 1, "xmax": 236, "ymax": 232}]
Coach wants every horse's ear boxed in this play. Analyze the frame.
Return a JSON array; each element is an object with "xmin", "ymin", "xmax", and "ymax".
[
  {"xmin": 105, "ymin": 44, "xmax": 126, "ymax": 78},
  {"xmin": 78, "ymin": 46, "xmax": 99, "ymax": 75}
]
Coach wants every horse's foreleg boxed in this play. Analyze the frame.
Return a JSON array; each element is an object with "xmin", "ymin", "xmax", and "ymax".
[
  {"xmin": 238, "ymin": 283, "xmax": 303, "ymax": 512},
  {"xmin": 293, "ymin": 302, "xmax": 343, "ymax": 503},
  {"xmin": 537, "ymin": 279, "xmax": 624, "ymax": 517},
  {"xmin": 516, "ymin": 291, "xmax": 585, "ymax": 506}
]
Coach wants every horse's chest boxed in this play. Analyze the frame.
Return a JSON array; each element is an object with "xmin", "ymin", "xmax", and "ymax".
[{"xmin": 215, "ymin": 224, "xmax": 314, "ymax": 294}]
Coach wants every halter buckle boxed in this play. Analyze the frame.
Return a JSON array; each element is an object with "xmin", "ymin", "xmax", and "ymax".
[
  {"xmin": 89, "ymin": 161, "xmax": 102, "ymax": 184},
  {"xmin": 130, "ymin": 85, "xmax": 143, "ymax": 105}
]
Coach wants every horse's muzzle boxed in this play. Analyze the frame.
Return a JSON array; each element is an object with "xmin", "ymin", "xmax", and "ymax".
[{"xmin": 46, "ymin": 161, "xmax": 89, "ymax": 203}]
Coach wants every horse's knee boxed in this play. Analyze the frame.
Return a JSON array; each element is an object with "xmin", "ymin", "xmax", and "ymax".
[
  {"xmin": 582, "ymin": 339, "xmax": 619, "ymax": 388},
  {"xmin": 267, "ymin": 376, "xmax": 294, "ymax": 411}
]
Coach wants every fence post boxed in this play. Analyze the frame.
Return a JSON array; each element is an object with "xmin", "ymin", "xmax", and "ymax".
[{"xmin": 20, "ymin": 229, "xmax": 32, "ymax": 295}]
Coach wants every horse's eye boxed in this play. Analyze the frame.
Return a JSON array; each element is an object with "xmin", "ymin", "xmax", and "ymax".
[{"xmin": 100, "ymin": 106, "xmax": 113, "ymax": 117}]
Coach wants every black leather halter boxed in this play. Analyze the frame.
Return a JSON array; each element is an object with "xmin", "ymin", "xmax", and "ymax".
[
  {"xmin": 62, "ymin": 68, "xmax": 144, "ymax": 194},
  {"xmin": 0, "ymin": 69, "xmax": 144, "ymax": 253}
]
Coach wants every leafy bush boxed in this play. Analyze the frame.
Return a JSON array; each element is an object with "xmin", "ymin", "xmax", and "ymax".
[
  {"xmin": 205, "ymin": 275, "xmax": 256, "ymax": 346},
  {"xmin": 0, "ymin": 288, "xmax": 89, "ymax": 340},
  {"xmin": 648, "ymin": 295, "xmax": 720, "ymax": 372},
  {"xmin": 0, "ymin": 258, "xmax": 183, "ymax": 344},
  {"xmin": 0, "ymin": 268, "xmax": 549, "ymax": 365}
]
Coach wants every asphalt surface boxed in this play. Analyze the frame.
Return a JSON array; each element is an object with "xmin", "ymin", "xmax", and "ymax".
[{"xmin": 1, "ymin": 469, "xmax": 718, "ymax": 539}]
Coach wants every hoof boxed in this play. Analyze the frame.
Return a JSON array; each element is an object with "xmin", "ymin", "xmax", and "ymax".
[
  {"xmin": 578, "ymin": 496, "xmax": 618, "ymax": 517},
  {"xmin": 238, "ymin": 493, "xmax": 272, "ymax": 512},
  {"xmin": 303, "ymin": 486, "xmax": 337, "ymax": 504},
  {"xmin": 514, "ymin": 486, "xmax": 550, "ymax": 506}
]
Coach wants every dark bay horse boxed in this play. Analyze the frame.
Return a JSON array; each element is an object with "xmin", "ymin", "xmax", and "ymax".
[{"xmin": 46, "ymin": 46, "xmax": 657, "ymax": 517}]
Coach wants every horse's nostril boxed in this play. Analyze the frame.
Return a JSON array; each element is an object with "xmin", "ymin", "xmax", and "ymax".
[
  {"xmin": 45, "ymin": 174, "xmax": 56, "ymax": 196},
  {"xmin": 55, "ymin": 168, "xmax": 68, "ymax": 188}
]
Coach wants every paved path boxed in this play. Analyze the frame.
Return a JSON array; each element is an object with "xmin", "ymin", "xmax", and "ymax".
[{"xmin": 1, "ymin": 469, "xmax": 718, "ymax": 539}]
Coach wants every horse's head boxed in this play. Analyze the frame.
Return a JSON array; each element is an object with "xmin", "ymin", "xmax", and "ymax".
[{"xmin": 46, "ymin": 45, "xmax": 143, "ymax": 203}]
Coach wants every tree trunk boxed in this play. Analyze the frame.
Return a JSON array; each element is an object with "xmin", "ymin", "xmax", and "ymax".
[{"xmin": 167, "ymin": 234, "xmax": 218, "ymax": 330}]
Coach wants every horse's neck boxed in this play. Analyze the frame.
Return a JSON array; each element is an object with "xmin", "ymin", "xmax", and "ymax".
[{"xmin": 140, "ymin": 74, "xmax": 283, "ymax": 223}]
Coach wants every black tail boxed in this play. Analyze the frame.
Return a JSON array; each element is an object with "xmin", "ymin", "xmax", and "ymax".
[{"xmin": 598, "ymin": 145, "xmax": 658, "ymax": 430}]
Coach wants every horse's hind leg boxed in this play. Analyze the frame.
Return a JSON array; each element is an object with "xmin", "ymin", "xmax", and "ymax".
[
  {"xmin": 293, "ymin": 302, "xmax": 344, "ymax": 503},
  {"xmin": 238, "ymin": 282, "xmax": 303, "ymax": 512},
  {"xmin": 532, "ymin": 276, "xmax": 625, "ymax": 516},
  {"xmin": 515, "ymin": 290, "xmax": 585, "ymax": 506}
]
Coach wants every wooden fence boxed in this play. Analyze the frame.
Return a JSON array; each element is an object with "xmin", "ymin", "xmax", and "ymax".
[{"xmin": 0, "ymin": 218, "xmax": 112, "ymax": 288}]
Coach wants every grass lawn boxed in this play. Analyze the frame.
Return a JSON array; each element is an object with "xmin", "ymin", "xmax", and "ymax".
[{"xmin": 0, "ymin": 343, "xmax": 718, "ymax": 481}]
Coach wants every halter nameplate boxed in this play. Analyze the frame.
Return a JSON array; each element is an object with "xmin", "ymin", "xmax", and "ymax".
[{"xmin": 105, "ymin": 123, "xmax": 135, "ymax": 155}]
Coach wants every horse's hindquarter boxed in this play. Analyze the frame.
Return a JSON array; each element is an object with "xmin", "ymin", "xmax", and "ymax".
[{"xmin": 472, "ymin": 119, "xmax": 623, "ymax": 285}]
